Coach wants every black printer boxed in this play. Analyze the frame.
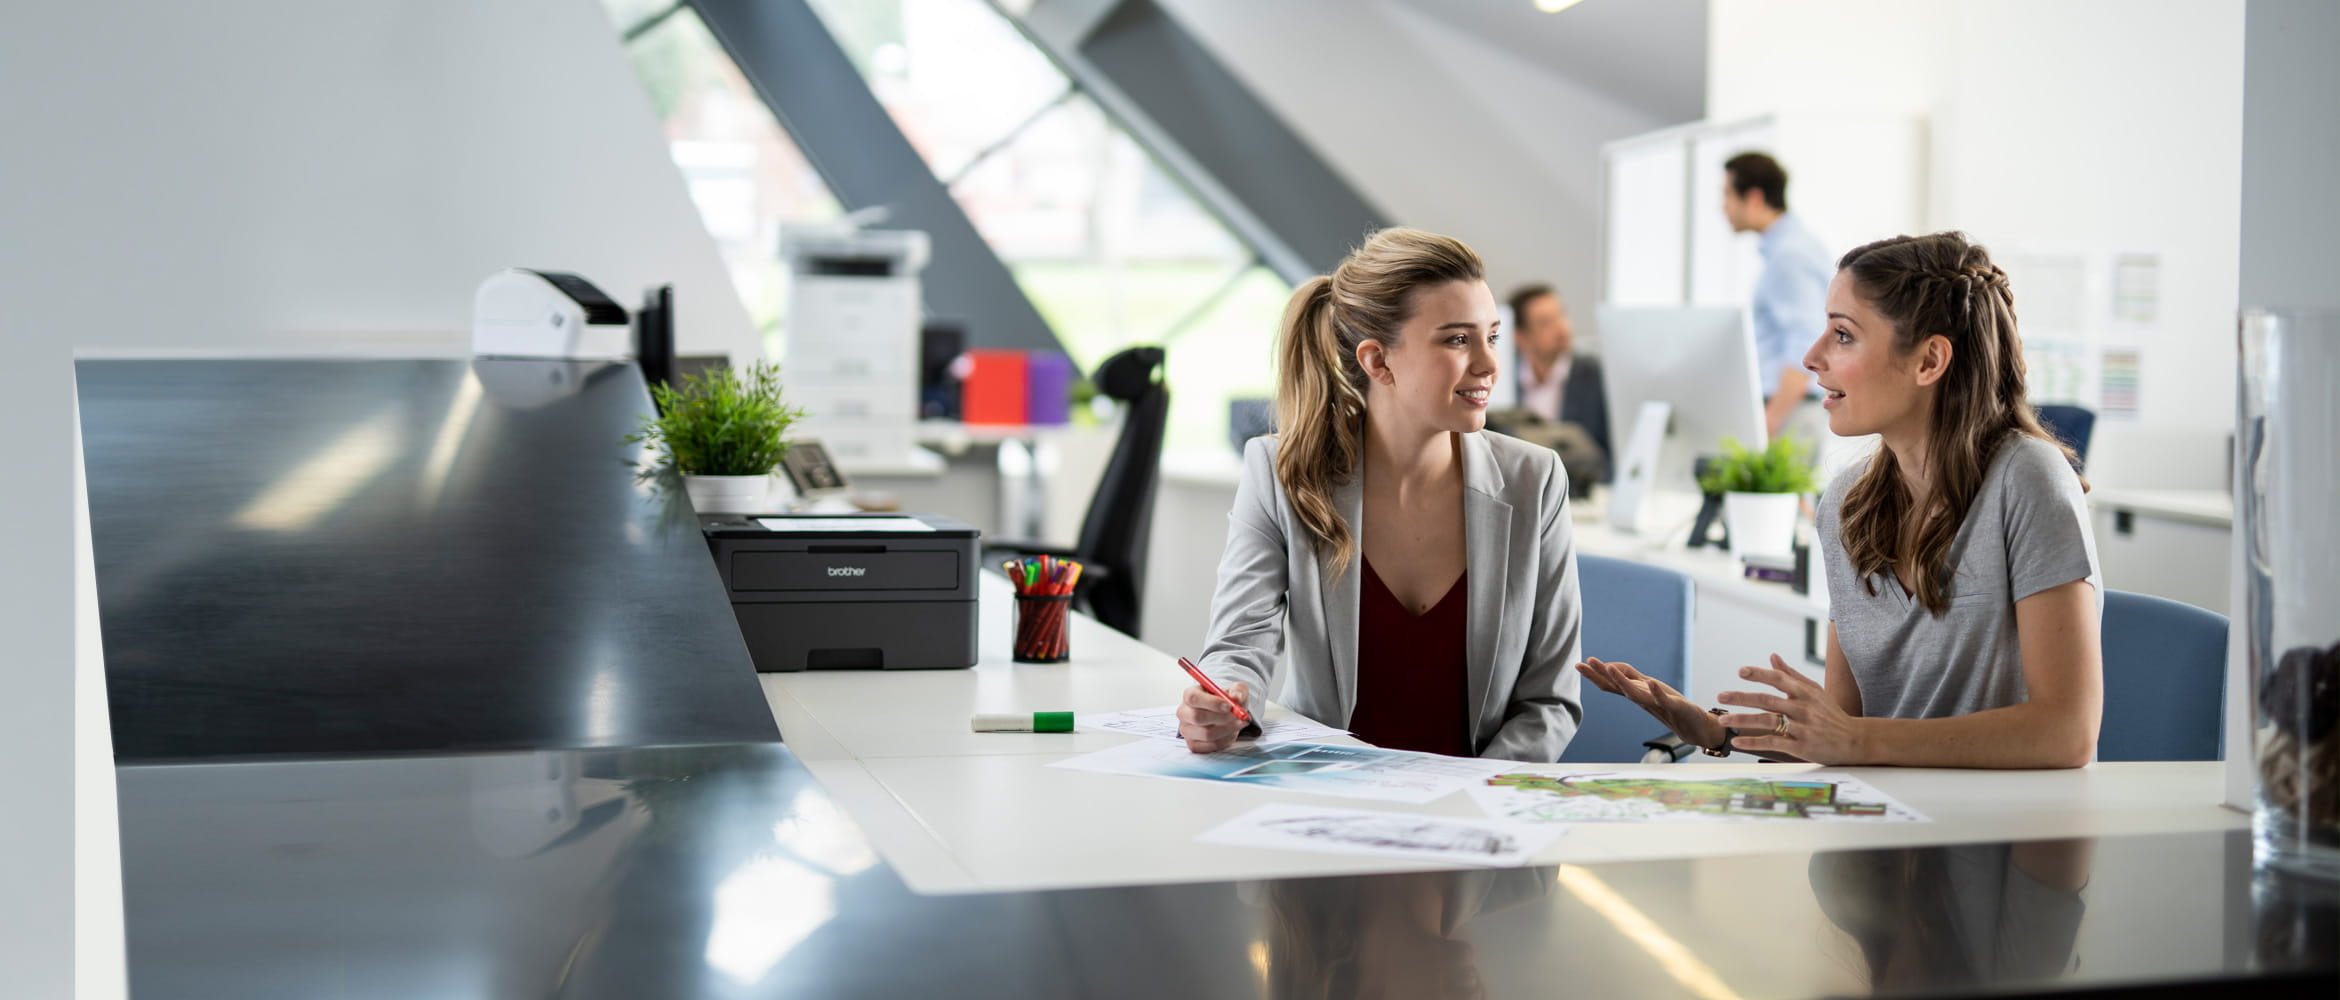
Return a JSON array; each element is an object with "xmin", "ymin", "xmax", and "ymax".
[{"xmin": 702, "ymin": 513, "xmax": 979, "ymax": 671}]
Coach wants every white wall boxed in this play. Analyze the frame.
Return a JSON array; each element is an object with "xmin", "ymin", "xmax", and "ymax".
[
  {"xmin": 1155, "ymin": 0, "xmax": 1677, "ymax": 349},
  {"xmin": 1708, "ymin": 0, "xmax": 2247, "ymax": 490},
  {"xmin": 0, "ymin": 297, "xmax": 79, "ymax": 999},
  {"xmin": 2239, "ymin": 0, "xmax": 2340, "ymax": 311},
  {"xmin": 23, "ymin": 1, "xmax": 756, "ymax": 364},
  {"xmin": 1706, "ymin": 3, "xmax": 1955, "ymax": 124}
]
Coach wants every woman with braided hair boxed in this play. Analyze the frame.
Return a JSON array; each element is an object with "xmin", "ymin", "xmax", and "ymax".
[
  {"xmin": 1581, "ymin": 231, "xmax": 2105, "ymax": 768},
  {"xmin": 1177, "ymin": 228, "xmax": 1584, "ymax": 762}
]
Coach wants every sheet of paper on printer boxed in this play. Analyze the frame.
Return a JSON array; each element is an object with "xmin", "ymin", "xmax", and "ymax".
[{"xmin": 755, "ymin": 517, "xmax": 936, "ymax": 532}]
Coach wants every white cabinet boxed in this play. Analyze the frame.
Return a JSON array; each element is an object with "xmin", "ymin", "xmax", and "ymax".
[
  {"xmin": 1690, "ymin": 589, "xmax": 1823, "ymax": 702},
  {"xmin": 2089, "ymin": 490, "xmax": 2234, "ymax": 616}
]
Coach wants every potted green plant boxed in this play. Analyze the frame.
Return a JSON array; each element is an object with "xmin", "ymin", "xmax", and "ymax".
[
  {"xmin": 1697, "ymin": 434, "xmax": 1819, "ymax": 559},
  {"xmin": 627, "ymin": 362, "xmax": 806, "ymax": 514}
]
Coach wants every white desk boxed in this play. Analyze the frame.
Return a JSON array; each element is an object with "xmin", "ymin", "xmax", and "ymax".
[
  {"xmin": 2089, "ymin": 488, "xmax": 2233, "ymax": 529},
  {"xmin": 1568, "ymin": 488, "xmax": 1825, "ymax": 619},
  {"xmin": 1568, "ymin": 488, "xmax": 1834, "ymax": 700},
  {"xmin": 763, "ymin": 575, "xmax": 2243, "ymax": 895}
]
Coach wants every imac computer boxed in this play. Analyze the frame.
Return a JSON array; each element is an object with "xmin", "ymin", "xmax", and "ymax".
[{"xmin": 1597, "ymin": 305, "xmax": 1768, "ymax": 498}]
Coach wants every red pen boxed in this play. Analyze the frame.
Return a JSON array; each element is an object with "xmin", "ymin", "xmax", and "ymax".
[{"xmin": 1177, "ymin": 656, "xmax": 1253, "ymax": 725}]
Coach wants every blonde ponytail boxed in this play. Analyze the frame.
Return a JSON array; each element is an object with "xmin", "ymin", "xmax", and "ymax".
[
  {"xmin": 1275, "ymin": 276, "xmax": 1363, "ymax": 576},
  {"xmin": 1272, "ymin": 228, "xmax": 1484, "ymax": 576}
]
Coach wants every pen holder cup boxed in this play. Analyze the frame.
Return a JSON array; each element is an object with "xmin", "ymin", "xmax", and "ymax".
[{"xmin": 1012, "ymin": 594, "xmax": 1073, "ymax": 663}]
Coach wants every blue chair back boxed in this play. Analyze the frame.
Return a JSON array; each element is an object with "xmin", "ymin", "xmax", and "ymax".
[
  {"xmin": 2098, "ymin": 589, "xmax": 2227, "ymax": 761},
  {"xmin": 2035, "ymin": 405, "xmax": 2097, "ymax": 470},
  {"xmin": 1564, "ymin": 554, "xmax": 1695, "ymax": 762}
]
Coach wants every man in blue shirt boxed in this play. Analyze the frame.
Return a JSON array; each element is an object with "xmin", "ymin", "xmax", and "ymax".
[{"xmin": 1723, "ymin": 152, "xmax": 1834, "ymax": 440}]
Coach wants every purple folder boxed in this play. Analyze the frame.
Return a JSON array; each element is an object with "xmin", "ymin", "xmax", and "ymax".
[{"xmin": 1024, "ymin": 352, "xmax": 1074, "ymax": 425}]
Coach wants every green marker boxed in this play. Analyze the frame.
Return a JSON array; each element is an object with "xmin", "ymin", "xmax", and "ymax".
[{"xmin": 971, "ymin": 712, "xmax": 1075, "ymax": 733}]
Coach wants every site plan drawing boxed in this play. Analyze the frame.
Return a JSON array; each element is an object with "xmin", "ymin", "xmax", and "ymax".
[{"xmin": 1468, "ymin": 772, "xmax": 1928, "ymax": 823}]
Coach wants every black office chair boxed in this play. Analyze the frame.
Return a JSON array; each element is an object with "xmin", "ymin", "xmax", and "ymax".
[
  {"xmin": 2034, "ymin": 404, "xmax": 2096, "ymax": 472},
  {"xmin": 985, "ymin": 346, "xmax": 1168, "ymax": 637}
]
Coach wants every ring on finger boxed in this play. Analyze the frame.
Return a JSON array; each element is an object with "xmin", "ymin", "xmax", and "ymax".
[{"xmin": 1771, "ymin": 714, "xmax": 1789, "ymax": 738}]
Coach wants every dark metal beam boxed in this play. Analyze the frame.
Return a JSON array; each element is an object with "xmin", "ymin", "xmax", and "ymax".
[
  {"xmin": 1073, "ymin": 0, "xmax": 1388, "ymax": 277},
  {"xmin": 690, "ymin": 0, "xmax": 1065, "ymax": 353}
]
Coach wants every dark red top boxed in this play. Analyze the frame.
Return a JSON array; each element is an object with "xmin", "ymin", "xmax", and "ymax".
[{"xmin": 1347, "ymin": 558, "xmax": 1472, "ymax": 758}]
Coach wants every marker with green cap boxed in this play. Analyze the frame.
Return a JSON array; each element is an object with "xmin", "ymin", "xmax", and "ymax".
[{"xmin": 971, "ymin": 712, "xmax": 1075, "ymax": 733}]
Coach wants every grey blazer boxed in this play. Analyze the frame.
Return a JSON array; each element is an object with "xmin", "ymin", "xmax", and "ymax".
[{"xmin": 1197, "ymin": 431, "xmax": 1584, "ymax": 762}]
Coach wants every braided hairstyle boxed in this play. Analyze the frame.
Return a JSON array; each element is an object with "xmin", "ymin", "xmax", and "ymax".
[
  {"xmin": 1275, "ymin": 228, "xmax": 1485, "ymax": 577},
  {"xmin": 1835, "ymin": 231, "xmax": 2084, "ymax": 616}
]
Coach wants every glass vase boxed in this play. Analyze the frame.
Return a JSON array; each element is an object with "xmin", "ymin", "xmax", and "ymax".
[{"xmin": 2240, "ymin": 307, "xmax": 2340, "ymax": 879}]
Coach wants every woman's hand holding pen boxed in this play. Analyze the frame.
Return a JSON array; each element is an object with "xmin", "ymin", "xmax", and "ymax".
[
  {"xmin": 1176, "ymin": 681, "xmax": 1251, "ymax": 754},
  {"xmin": 1717, "ymin": 656, "xmax": 1867, "ymax": 765},
  {"xmin": 1575, "ymin": 656, "xmax": 1729, "ymax": 750}
]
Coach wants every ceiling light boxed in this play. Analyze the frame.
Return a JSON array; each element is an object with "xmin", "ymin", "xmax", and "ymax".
[{"xmin": 1535, "ymin": 0, "xmax": 1585, "ymax": 11}]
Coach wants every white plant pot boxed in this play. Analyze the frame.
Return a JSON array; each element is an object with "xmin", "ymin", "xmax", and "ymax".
[
  {"xmin": 681, "ymin": 474, "xmax": 771, "ymax": 515},
  {"xmin": 1723, "ymin": 491, "xmax": 1801, "ymax": 560}
]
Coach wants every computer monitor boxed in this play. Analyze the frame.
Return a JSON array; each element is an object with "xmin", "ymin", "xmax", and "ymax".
[
  {"xmin": 919, "ymin": 320, "xmax": 966, "ymax": 420},
  {"xmin": 1596, "ymin": 305, "xmax": 1767, "ymax": 496},
  {"xmin": 633, "ymin": 283, "xmax": 674, "ymax": 394}
]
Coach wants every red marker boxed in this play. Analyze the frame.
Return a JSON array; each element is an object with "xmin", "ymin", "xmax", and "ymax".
[{"xmin": 1177, "ymin": 656, "xmax": 1253, "ymax": 725}]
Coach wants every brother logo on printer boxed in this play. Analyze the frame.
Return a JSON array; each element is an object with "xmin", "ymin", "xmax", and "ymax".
[{"xmin": 827, "ymin": 566, "xmax": 866, "ymax": 578}]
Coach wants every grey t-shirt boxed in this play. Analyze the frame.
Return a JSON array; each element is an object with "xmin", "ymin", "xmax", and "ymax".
[{"xmin": 1818, "ymin": 435, "xmax": 2101, "ymax": 720}]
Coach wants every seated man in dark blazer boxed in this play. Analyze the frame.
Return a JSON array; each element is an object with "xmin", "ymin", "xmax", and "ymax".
[{"xmin": 1500, "ymin": 284, "xmax": 1610, "ymax": 479}]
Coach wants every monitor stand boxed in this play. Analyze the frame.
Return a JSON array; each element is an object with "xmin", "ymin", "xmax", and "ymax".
[{"xmin": 1687, "ymin": 454, "xmax": 1727, "ymax": 549}]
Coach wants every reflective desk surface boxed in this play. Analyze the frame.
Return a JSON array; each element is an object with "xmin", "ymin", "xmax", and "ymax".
[
  {"xmin": 78, "ymin": 359, "xmax": 780, "ymax": 761},
  {"xmin": 118, "ymin": 742, "xmax": 2336, "ymax": 1000}
]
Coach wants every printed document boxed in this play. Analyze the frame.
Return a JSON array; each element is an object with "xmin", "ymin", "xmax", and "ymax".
[
  {"xmin": 1051, "ymin": 738, "xmax": 1504, "ymax": 805},
  {"xmin": 1199, "ymin": 803, "xmax": 1564, "ymax": 867}
]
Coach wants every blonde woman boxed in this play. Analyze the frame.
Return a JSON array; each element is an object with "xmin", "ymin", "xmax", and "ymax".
[
  {"xmin": 1581, "ymin": 231, "xmax": 2103, "ymax": 768},
  {"xmin": 1176, "ymin": 228, "xmax": 1584, "ymax": 762}
]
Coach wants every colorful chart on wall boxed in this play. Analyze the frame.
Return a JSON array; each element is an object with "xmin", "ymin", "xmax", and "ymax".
[{"xmin": 1468, "ymin": 772, "xmax": 1928, "ymax": 824}]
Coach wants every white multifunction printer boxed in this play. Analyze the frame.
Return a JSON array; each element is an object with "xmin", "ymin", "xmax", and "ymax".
[{"xmin": 778, "ymin": 227, "xmax": 931, "ymax": 470}]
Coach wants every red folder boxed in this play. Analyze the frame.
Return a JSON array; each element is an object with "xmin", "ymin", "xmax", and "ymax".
[{"xmin": 961, "ymin": 349, "xmax": 1029, "ymax": 425}]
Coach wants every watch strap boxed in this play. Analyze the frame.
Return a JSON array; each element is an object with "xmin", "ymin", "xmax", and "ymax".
[{"xmin": 1701, "ymin": 706, "xmax": 1735, "ymax": 757}]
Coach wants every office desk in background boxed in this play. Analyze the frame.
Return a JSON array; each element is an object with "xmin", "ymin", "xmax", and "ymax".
[
  {"xmin": 2089, "ymin": 487, "xmax": 2234, "ymax": 616},
  {"xmin": 836, "ymin": 419, "xmax": 1104, "ymax": 546}
]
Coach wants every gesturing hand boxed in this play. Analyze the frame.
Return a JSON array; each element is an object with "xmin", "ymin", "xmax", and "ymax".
[
  {"xmin": 1716, "ymin": 655, "xmax": 1870, "ymax": 765},
  {"xmin": 1176, "ymin": 681, "xmax": 1252, "ymax": 754},
  {"xmin": 1575, "ymin": 656, "xmax": 1727, "ymax": 750}
]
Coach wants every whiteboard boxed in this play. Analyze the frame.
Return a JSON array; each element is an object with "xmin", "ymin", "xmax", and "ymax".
[
  {"xmin": 1603, "ymin": 136, "xmax": 1689, "ymax": 306},
  {"xmin": 1690, "ymin": 121, "xmax": 1772, "ymax": 308}
]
